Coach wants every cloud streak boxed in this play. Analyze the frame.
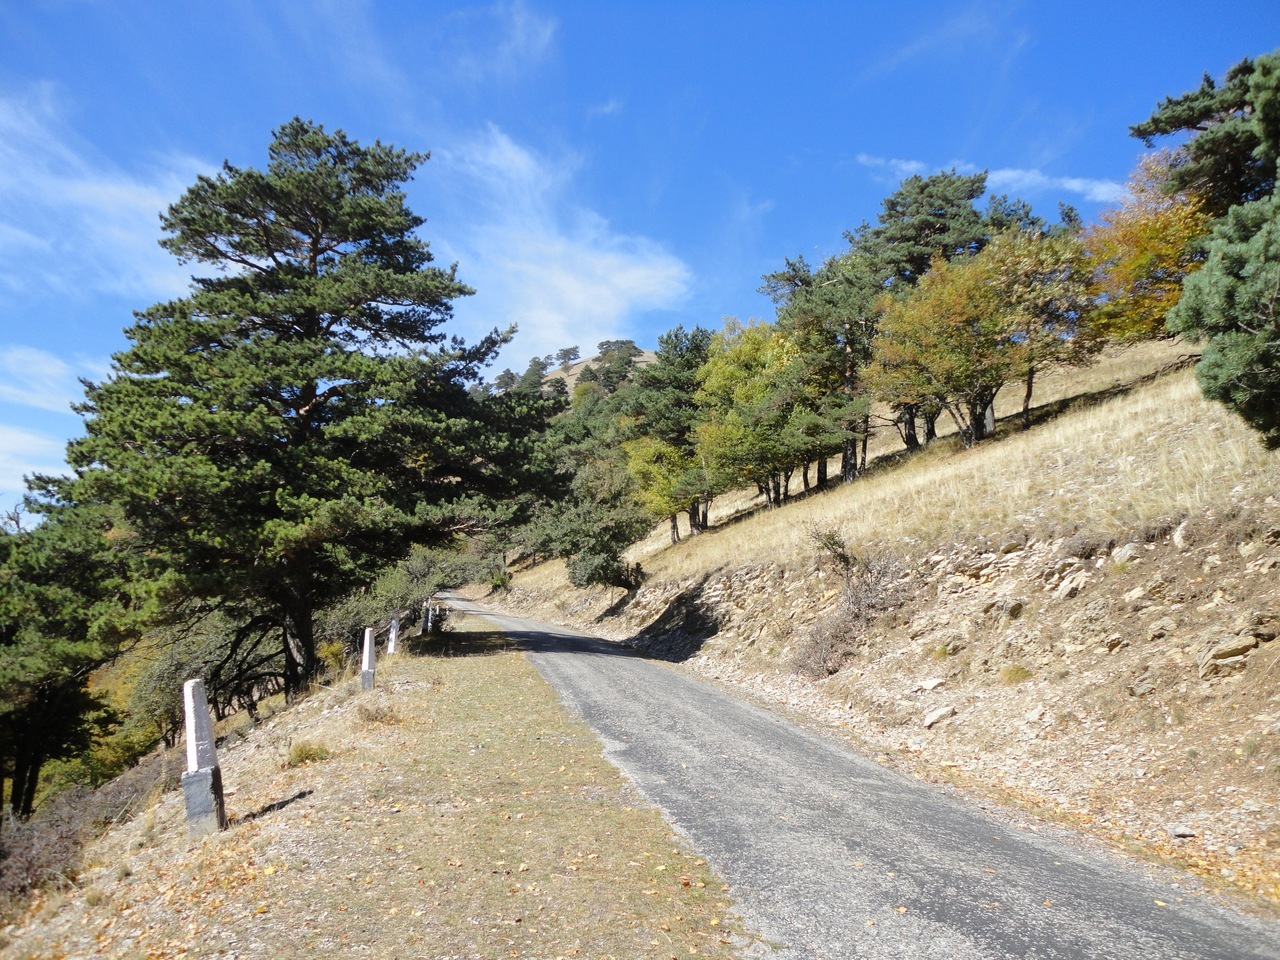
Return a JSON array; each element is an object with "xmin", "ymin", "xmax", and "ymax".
[
  {"xmin": 441, "ymin": 1, "xmax": 557, "ymax": 84},
  {"xmin": 0, "ymin": 84, "xmax": 206, "ymax": 306},
  {"xmin": 0, "ymin": 346, "xmax": 92, "ymax": 413},
  {"xmin": 855, "ymin": 153, "xmax": 1123, "ymax": 205},
  {"xmin": 437, "ymin": 125, "xmax": 691, "ymax": 368},
  {"xmin": 0, "ymin": 425, "xmax": 67, "ymax": 510}
]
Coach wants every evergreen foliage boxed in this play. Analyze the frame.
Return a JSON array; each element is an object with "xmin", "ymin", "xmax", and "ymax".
[
  {"xmin": 624, "ymin": 325, "xmax": 713, "ymax": 539},
  {"xmin": 1131, "ymin": 54, "xmax": 1278, "ymax": 218},
  {"xmin": 1168, "ymin": 193, "xmax": 1280, "ymax": 446},
  {"xmin": 866, "ymin": 170, "xmax": 990, "ymax": 288},
  {"xmin": 1143, "ymin": 50, "xmax": 1280, "ymax": 446},
  {"xmin": 49, "ymin": 118, "xmax": 522, "ymax": 698}
]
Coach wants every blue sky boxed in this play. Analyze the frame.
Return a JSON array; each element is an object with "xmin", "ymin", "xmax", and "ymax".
[{"xmin": 1, "ymin": 0, "xmax": 1278, "ymax": 509}]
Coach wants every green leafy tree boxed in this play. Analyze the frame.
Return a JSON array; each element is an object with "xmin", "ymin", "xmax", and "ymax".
[
  {"xmin": 517, "ymin": 350, "xmax": 650, "ymax": 588},
  {"xmin": 980, "ymin": 227, "xmax": 1100, "ymax": 427},
  {"xmin": 856, "ymin": 171, "xmax": 991, "ymax": 447},
  {"xmin": 624, "ymin": 325, "xmax": 713, "ymax": 539},
  {"xmin": 54, "ymin": 118, "xmax": 515, "ymax": 698},
  {"xmin": 695, "ymin": 320, "xmax": 813, "ymax": 505},
  {"xmin": 866, "ymin": 255, "xmax": 1018, "ymax": 447},
  {"xmin": 764, "ymin": 249, "xmax": 880, "ymax": 481}
]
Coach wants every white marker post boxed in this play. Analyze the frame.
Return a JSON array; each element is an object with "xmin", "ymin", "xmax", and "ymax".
[
  {"xmin": 361, "ymin": 626, "xmax": 376, "ymax": 691},
  {"xmin": 423, "ymin": 599, "xmax": 432, "ymax": 636},
  {"xmin": 181, "ymin": 679, "xmax": 228, "ymax": 837},
  {"xmin": 387, "ymin": 616, "xmax": 400, "ymax": 655}
]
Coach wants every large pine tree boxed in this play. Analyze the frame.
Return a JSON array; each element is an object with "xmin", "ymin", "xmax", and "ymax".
[{"xmin": 59, "ymin": 119, "xmax": 513, "ymax": 696}]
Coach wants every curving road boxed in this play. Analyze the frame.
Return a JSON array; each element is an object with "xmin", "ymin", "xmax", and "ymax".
[{"xmin": 445, "ymin": 595, "xmax": 1280, "ymax": 960}]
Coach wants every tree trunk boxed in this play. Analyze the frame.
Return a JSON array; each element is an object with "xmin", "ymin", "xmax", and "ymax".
[
  {"xmin": 923, "ymin": 408, "xmax": 939, "ymax": 444},
  {"xmin": 841, "ymin": 435, "xmax": 857, "ymax": 482},
  {"xmin": 817, "ymin": 456, "xmax": 828, "ymax": 486},
  {"xmin": 10, "ymin": 739, "xmax": 39, "ymax": 820},
  {"xmin": 688, "ymin": 498, "xmax": 704, "ymax": 535},
  {"xmin": 860, "ymin": 415, "xmax": 870, "ymax": 474},
  {"xmin": 901, "ymin": 405, "xmax": 920, "ymax": 449},
  {"xmin": 282, "ymin": 605, "xmax": 316, "ymax": 701},
  {"xmin": 669, "ymin": 514, "xmax": 680, "ymax": 544},
  {"xmin": 801, "ymin": 463, "xmax": 811, "ymax": 492},
  {"xmin": 1022, "ymin": 366, "xmax": 1035, "ymax": 430}
]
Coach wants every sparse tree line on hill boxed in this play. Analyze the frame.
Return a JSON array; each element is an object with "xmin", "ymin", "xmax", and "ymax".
[{"xmin": 0, "ymin": 51, "xmax": 1277, "ymax": 826}]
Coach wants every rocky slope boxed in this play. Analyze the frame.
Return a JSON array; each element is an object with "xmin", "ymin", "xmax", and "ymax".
[{"xmin": 488, "ymin": 499, "xmax": 1280, "ymax": 911}]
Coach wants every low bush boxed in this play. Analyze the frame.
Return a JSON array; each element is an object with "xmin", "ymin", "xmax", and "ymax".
[{"xmin": 286, "ymin": 740, "xmax": 331, "ymax": 767}]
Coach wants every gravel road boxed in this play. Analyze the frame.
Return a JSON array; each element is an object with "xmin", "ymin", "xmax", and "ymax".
[{"xmin": 445, "ymin": 595, "xmax": 1280, "ymax": 960}]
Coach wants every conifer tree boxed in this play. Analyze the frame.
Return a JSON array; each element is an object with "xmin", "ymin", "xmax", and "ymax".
[{"xmin": 56, "ymin": 119, "xmax": 514, "ymax": 696}]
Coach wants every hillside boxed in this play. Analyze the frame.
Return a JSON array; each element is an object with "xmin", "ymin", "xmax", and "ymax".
[{"xmin": 483, "ymin": 347, "xmax": 1280, "ymax": 910}]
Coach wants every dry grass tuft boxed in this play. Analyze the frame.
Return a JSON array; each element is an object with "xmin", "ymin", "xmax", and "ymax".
[
  {"xmin": 997, "ymin": 664, "xmax": 1035, "ymax": 685},
  {"xmin": 284, "ymin": 739, "xmax": 331, "ymax": 767}
]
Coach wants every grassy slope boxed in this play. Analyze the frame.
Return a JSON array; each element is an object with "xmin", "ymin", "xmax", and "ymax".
[{"xmin": 1, "ymin": 628, "xmax": 762, "ymax": 959}]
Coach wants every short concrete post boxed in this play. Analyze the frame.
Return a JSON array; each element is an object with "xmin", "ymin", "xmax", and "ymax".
[
  {"xmin": 361, "ymin": 626, "xmax": 376, "ymax": 691},
  {"xmin": 425, "ymin": 600, "xmax": 434, "ymax": 636},
  {"xmin": 181, "ymin": 679, "xmax": 228, "ymax": 837},
  {"xmin": 387, "ymin": 616, "xmax": 400, "ymax": 655}
]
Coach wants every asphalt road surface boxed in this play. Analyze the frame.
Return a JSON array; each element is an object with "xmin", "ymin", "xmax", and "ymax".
[{"xmin": 444, "ymin": 595, "xmax": 1280, "ymax": 960}]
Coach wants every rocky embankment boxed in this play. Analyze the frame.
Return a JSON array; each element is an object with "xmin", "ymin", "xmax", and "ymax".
[{"xmin": 490, "ymin": 503, "xmax": 1280, "ymax": 910}]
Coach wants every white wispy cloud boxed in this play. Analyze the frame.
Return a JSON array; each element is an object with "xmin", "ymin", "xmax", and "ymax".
[
  {"xmin": 986, "ymin": 167, "xmax": 1123, "ymax": 204},
  {"xmin": 855, "ymin": 153, "xmax": 928, "ymax": 180},
  {"xmin": 436, "ymin": 124, "xmax": 691, "ymax": 366},
  {"xmin": 443, "ymin": 0, "xmax": 557, "ymax": 83},
  {"xmin": 855, "ymin": 153, "xmax": 1123, "ymax": 205},
  {"xmin": 854, "ymin": 4, "xmax": 997, "ymax": 84},
  {"xmin": 0, "ymin": 84, "xmax": 206, "ymax": 305},
  {"xmin": 588, "ymin": 98, "xmax": 623, "ymax": 118},
  {"xmin": 0, "ymin": 425, "xmax": 67, "ymax": 510},
  {"xmin": 0, "ymin": 346, "xmax": 92, "ymax": 413}
]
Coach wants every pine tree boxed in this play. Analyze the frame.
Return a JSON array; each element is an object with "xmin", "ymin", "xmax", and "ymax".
[{"xmin": 56, "ymin": 119, "xmax": 514, "ymax": 697}]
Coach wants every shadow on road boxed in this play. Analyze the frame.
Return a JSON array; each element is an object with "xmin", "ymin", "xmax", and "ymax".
[{"xmin": 430, "ymin": 618, "xmax": 643, "ymax": 661}]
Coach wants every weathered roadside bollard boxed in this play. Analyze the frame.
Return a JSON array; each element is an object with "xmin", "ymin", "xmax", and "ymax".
[
  {"xmin": 387, "ymin": 616, "xmax": 400, "ymax": 655},
  {"xmin": 181, "ymin": 678, "xmax": 228, "ymax": 837},
  {"xmin": 422, "ymin": 599, "xmax": 432, "ymax": 635},
  {"xmin": 361, "ymin": 626, "xmax": 376, "ymax": 692}
]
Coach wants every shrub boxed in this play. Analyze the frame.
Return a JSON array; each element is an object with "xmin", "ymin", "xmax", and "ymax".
[
  {"xmin": 0, "ymin": 745, "xmax": 180, "ymax": 921},
  {"xmin": 998, "ymin": 664, "xmax": 1034, "ymax": 684},
  {"xmin": 285, "ymin": 740, "xmax": 331, "ymax": 767},
  {"xmin": 793, "ymin": 529, "xmax": 907, "ymax": 678},
  {"xmin": 317, "ymin": 641, "xmax": 348, "ymax": 676}
]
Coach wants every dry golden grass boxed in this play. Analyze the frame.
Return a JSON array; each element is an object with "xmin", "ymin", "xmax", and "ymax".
[
  {"xmin": 634, "ymin": 369, "xmax": 1279, "ymax": 581},
  {"xmin": 3, "ymin": 627, "xmax": 757, "ymax": 959},
  {"xmin": 628, "ymin": 338, "xmax": 1194, "ymax": 565}
]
